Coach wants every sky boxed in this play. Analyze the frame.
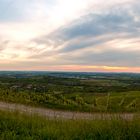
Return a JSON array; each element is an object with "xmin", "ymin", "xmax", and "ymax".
[{"xmin": 0, "ymin": 0, "xmax": 140, "ymax": 72}]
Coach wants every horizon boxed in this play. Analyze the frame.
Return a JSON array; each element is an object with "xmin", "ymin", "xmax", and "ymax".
[
  {"xmin": 0, "ymin": 0, "xmax": 140, "ymax": 73},
  {"xmin": 0, "ymin": 70, "xmax": 140, "ymax": 74}
]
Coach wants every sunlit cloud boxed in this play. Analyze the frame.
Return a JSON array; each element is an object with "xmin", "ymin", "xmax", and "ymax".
[{"xmin": 0, "ymin": 0, "xmax": 140, "ymax": 72}]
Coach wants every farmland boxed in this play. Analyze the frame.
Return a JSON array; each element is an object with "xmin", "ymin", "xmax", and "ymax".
[
  {"xmin": 0, "ymin": 71, "xmax": 140, "ymax": 140},
  {"xmin": 0, "ymin": 72, "xmax": 140, "ymax": 113}
]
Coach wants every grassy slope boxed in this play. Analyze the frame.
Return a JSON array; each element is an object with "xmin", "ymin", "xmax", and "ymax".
[
  {"xmin": 0, "ymin": 90, "xmax": 140, "ymax": 113},
  {"xmin": 0, "ymin": 110, "xmax": 140, "ymax": 140}
]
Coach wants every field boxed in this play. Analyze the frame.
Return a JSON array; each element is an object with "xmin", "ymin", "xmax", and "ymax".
[
  {"xmin": 0, "ymin": 110, "xmax": 140, "ymax": 140},
  {"xmin": 0, "ymin": 72, "xmax": 140, "ymax": 140},
  {"xmin": 0, "ymin": 72, "xmax": 140, "ymax": 112},
  {"xmin": 0, "ymin": 90, "xmax": 140, "ymax": 112}
]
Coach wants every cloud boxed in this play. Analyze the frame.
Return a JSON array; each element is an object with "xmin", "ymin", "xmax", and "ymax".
[{"xmin": 0, "ymin": 0, "xmax": 140, "ymax": 71}]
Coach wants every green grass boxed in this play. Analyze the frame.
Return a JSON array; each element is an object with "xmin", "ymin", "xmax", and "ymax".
[
  {"xmin": 0, "ymin": 110, "xmax": 140, "ymax": 140},
  {"xmin": 0, "ymin": 89, "xmax": 140, "ymax": 113}
]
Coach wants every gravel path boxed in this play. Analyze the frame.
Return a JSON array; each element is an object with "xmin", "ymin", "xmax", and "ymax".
[{"xmin": 0, "ymin": 101, "xmax": 136, "ymax": 120}]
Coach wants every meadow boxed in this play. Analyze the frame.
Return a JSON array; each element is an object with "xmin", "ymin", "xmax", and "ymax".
[
  {"xmin": 0, "ymin": 90, "xmax": 140, "ymax": 112},
  {"xmin": 0, "ymin": 72, "xmax": 140, "ymax": 140},
  {"xmin": 0, "ymin": 110, "xmax": 140, "ymax": 140}
]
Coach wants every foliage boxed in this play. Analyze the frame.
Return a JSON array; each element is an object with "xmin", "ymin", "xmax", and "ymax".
[{"xmin": 0, "ymin": 73, "xmax": 140, "ymax": 112}]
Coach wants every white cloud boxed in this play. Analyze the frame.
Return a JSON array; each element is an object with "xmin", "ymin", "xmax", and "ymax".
[{"xmin": 0, "ymin": 0, "xmax": 139, "ymax": 71}]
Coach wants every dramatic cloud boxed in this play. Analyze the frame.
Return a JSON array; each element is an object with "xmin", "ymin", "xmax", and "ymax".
[{"xmin": 0, "ymin": 0, "xmax": 140, "ymax": 72}]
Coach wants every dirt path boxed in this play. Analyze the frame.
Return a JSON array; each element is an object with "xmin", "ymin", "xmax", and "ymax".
[{"xmin": 0, "ymin": 101, "xmax": 137, "ymax": 120}]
